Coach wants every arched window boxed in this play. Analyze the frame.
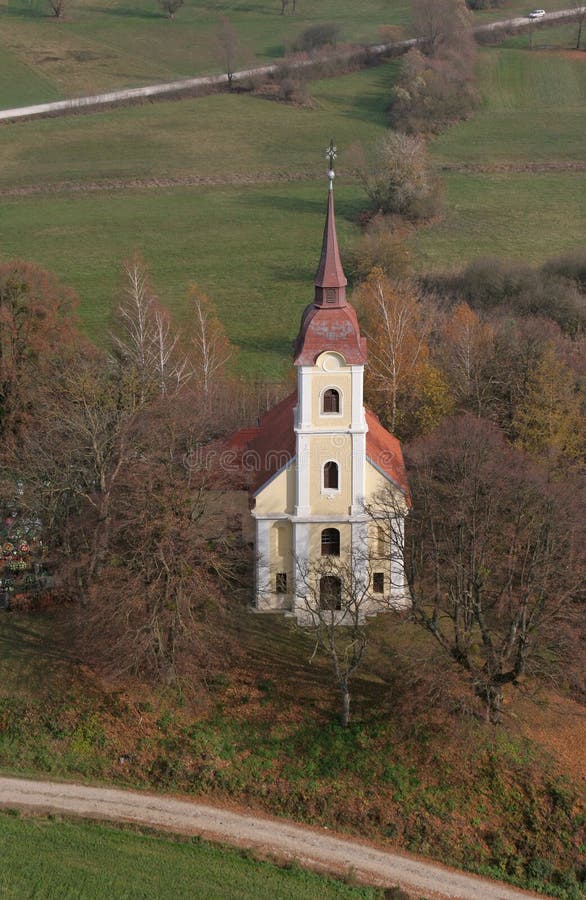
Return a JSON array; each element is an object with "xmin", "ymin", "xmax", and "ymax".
[
  {"xmin": 323, "ymin": 461, "xmax": 339, "ymax": 490},
  {"xmin": 320, "ymin": 576, "xmax": 342, "ymax": 610},
  {"xmin": 321, "ymin": 528, "xmax": 340, "ymax": 557},
  {"xmin": 322, "ymin": 388, "xmax": 340, "ymax": 414}
]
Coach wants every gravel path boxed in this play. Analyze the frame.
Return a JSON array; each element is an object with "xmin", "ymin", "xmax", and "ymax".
[{"xmin": 0, "ymin": 775, "xmax": 542, "ymax": 899}]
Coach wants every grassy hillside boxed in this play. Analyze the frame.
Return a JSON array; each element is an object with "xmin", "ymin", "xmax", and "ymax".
[
  {"xmin": 0, "ymin": 811, "xmax": 379, "ymax": 898},
  {"xmin": 0, "ymin": 181, "xmax": 366, "ymax": 377},
  {"xmin": 430, "ymin": 48, "xmax": 586, "ymax": 167},
  {"xmin": 0, "ymin": 65, "xmax": 395, "ymax": 189},
  {"xmin": 0, "ymin": 0, "xmax": 576, "ymax": 105},
  {"xmin": 0, "ymin": 46, "xmax": 584, "ymax": 375},
  {"xmin": 0, "ymin": 611, "xmax": 584, "ymax": 898},
  {"xmin": 413, "ymin": 45, "xmax": 586, "ymax": 271}
]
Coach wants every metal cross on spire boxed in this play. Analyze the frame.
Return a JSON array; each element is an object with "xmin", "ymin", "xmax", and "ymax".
[{"xmin": 326, "ymin": 138, "xmax": 337, "ymax": 190}]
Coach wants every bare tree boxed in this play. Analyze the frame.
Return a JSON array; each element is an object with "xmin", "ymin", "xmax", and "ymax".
[
  {"xmin": 572, "ymin": 1, "xmax": 586, "ymax": 49},
  {"xmin": 111, "ymin": 256, "xmax": 190, "ymax": 404},
  {"xmin": 355, "ymin": 271, "xmax": 429, "ymax": 433},
  {"xmin": 358, "ymin": 132, "xmax": 439, "ymax": 219},
  {"xmin": 158, "ymin": 0, "xmax": 184, "ymax": 19},
  {"xmin": 217, "ymin": 15, "xmax": 241, "ymax": 89},
  {"xmin": 371, "ymin": 416, "xmax": 585, "ymax": 724},
  {"xmin": 187, "ymin": 286, "xmax": 233, "ymax": 402},
  {"xmin": 16, "ymin": 350, "xmax": 142, "ymax": 601},
  {"xmin": 47, "ymin": 0, "xmax": 65, "ymax": 17},
  {"xmin": 412, "ymin": 0, "xmax": 472, "ymax": 56},
  {"xmin": 0, "ymin": 261, "xmax": 79, "ymax": 444},
  {"xmin": 295, "ymin": 552, "xmax": 379, "ymax": 727},
  {"xmin": 81, "ymin": 398, "xmax": 246, "ymax": 684}
]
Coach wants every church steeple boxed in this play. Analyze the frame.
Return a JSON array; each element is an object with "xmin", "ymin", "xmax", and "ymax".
[
  {"xmin": 314, "ymin": 141, "xmax": 347, "ymax": 308},
  {"xmin": 294, "ymin": 142, "xmax": 366, "ymax": 367}
]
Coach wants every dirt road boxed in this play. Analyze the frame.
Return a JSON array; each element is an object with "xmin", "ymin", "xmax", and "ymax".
[{"xmin": 0, "ymin": 775, "xmax": 541, "ymax": 899}]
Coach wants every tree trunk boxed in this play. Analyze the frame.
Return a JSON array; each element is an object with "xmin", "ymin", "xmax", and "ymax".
[{"xmin": 340, "ymin": 683, "xmax": 350, "ymax": 727}]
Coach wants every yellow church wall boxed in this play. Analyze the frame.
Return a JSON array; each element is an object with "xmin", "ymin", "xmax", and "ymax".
[
  {"xmin": 309, "ymin": 433, "xmax": 353, "ymax": 515},
  {"xmin": 365, "ymin": 460, "xmax": 409, "ymax": 513},
  {"xmin": 254, "ymin": 462, "xmax": 295, "ymax": 516},
  {"xmin": 365, "ymin": 460, "xmax": 390, "ymax": 500},
  {"xmin": 269, "ymin": 520, "xmax": 293, "ymax": 591},
  {"xmin": 310, "ymin": 371, "xmax": 353, "ymax": 429}
]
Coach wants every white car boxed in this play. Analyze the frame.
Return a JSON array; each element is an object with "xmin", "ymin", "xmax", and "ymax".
[{"xmin": 528, "ymin": 9, "xmax": 546, "ymax": 18}]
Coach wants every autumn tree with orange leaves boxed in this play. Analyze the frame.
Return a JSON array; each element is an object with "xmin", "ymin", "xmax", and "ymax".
[
  {"xmin": 355, "ymin": 269, "xmax": 452, "ymax": 439},
  {"xmin": 0, "ymin": 262, "xmax": 81, "ymax": 443}
]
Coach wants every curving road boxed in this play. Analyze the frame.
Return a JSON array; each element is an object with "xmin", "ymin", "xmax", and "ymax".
[{"xmin": 0, "ymin": 775, "xmax": 542, "ymax": 899}]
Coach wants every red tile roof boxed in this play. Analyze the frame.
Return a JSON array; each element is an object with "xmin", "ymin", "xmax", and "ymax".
[
  {"xmin": 294, "ymin": 303, "xmax": 367, "ymax": 366},
  {"xmin": 227, "ymin": 392, "xmax": 409, "ymax": 501},
  {"xmin": 314, "ymin": 183, "xmax": 348, "ymax": 303},
  {"xmin": 364, "ymin": 408, "xmax": 410, "ymax": 499}
]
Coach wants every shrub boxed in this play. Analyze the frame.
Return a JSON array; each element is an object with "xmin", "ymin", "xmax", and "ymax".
[
  {"xmin": 347, "ymin": 215, "xmax": 413, "ymax": 282},
  {"xmin": 542, "ymin": 250, "xmax": 586, "ymax": 293},
  {"xmin": 389, "ymin": 47, "xmax": 479, "ymax": 134},
  {"xmin": 358, "ymin": 132, "xmax": 442, "ymax": 221},
  {"xmin": 291, "ymin": 23, "xmax": 340, "ymax": 53},
  {"xmin": 466, "ymin": 0, "xmax": 504, "ymax": 8},
  {"xmin": 435, "ymin": 257, "xmax": 586, "ymax": 335},
  {"xmin": 278, "ymin": 77, "xmax": 310, "ymax": 105}
]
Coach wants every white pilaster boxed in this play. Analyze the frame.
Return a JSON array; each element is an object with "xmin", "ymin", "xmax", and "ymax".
[
  {"xmin": 350, "ymin": 365, "xmax": 366, "ymax": 430},
  {"xmin": 292, "ymin": 521, "xmax": 310, "ymax": 614},
  {"xmin": 255, "ymin": 518, "xmax": 271, "ymax": 609},
  {"xmin": 297, "ymin": 366, "xmax": 312, "ymax": 429},
  {"xmin": 295, "ymin": 433, "xmax": 311, "ymax": 517},
  {"xmin": 351, "ymin": 432, "xmax": 366, "ymax": 516}
]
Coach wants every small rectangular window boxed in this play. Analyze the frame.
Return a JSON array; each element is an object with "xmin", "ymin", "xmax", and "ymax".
[
  {"xmin": 276, "ymin": 573, "xmax": 287, "ymax": 594},
  {"xmin": 373, "ymin": 573, "xmax": 384, "ymax": 594}
]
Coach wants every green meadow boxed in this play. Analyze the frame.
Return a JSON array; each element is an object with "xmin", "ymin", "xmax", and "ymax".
[
  {"xmin": 0, "ymin": 811, "xmax": 380, "ymax": 899},
  {"xmin": 0, "ymin": 180, "xmax": 365, "ymax": 376},
  {"xmin": 0, "ymin": 65, "xmax": 396, "ymax": 189},
  {"xmin": 0, "ymin": 0, "xmax": 576, "ymax": 105},
  {"xmin": 0, "ymin": 0, "xmax": 411, "ymax": 101},
  {"xmin": 430, "ymin": 47, "xmax": 586, "ymax": 167},
  {"xmin": 0, "ymin": 36, "xmax": 583, "ymax": 376}
]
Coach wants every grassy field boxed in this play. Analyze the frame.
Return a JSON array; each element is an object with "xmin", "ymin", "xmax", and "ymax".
[
  {"xmin": 413, "ymin": 173, "xmax": 586, "ymax": 271},
  {"xmin": 0, "ymin": 44, "xmax": 584, "ymax": 375},
  {"xmin": 0, "ymin": 180, "xmax": 367, "ymax": 376},
  {"xmin": 0, "ymin": 811, "xmax": 380, "ymax": 899},
  {"xmin": 0, "ymin": 65, "xmax": 396, "ymax": 189},
  {"xmin": 0, "ymin": 0, "xmax": 412, "ymax": 101},
  {"xmin": 0, "ymin": 0, "xmax": 577, "ymax": 105},
  {"xmin": 431, "ymin": 48, "xmax": 586, "ymax": 167}
]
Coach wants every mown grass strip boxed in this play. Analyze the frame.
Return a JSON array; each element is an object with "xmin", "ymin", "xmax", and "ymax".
[{"xmin": 0, "ymin": 810, "xmax": 380, "ymax": 899}]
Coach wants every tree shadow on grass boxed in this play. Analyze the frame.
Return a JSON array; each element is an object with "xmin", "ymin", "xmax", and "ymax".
[
  {"xmin": 85, "ymin": 4, "xmax": 162, "ymax": 18},
  {"xmin": 0, "ymin": 613, "xmax": 78, "ymax": 696},
  {"xmin": 240, "ymin": 190, "xmax": 364, "ymax": 224},
  {"xmin": 236, "ymin": 333, "xmax": 294, "ymax": 359},
  {"xmin": 1, "ymin": 4, "xmax": 47, "ymax": 18}
]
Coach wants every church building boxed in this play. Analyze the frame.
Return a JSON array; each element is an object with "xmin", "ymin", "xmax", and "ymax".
[{"xmin": 229, "ymin": 153, "xmax": 410, "ymax": 621}]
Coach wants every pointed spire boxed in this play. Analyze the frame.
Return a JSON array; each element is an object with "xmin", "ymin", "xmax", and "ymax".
[{"xmin": 314, "ymin": 140, "xmax": 347, "ymax": 307}]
